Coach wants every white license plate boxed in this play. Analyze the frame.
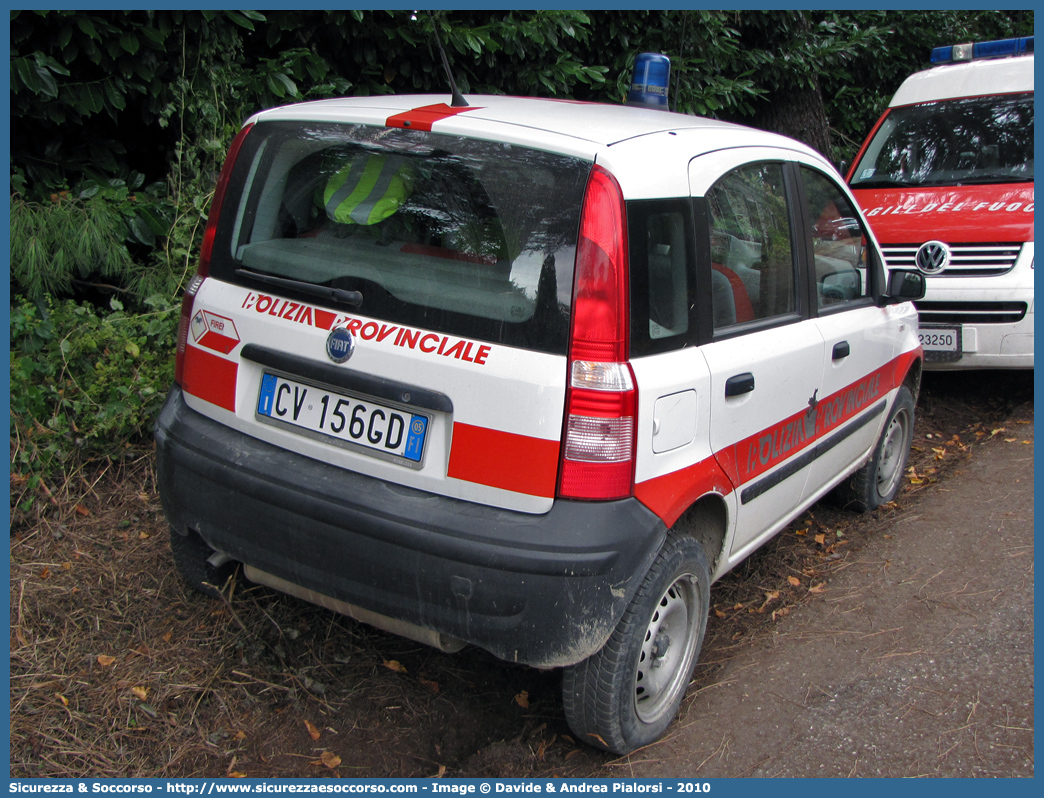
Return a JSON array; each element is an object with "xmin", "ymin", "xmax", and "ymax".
[
  {"xmin": 257, "ymin": 373, "xmax": 428, "ymax": 465},
  {"xmin": 918, "ymin": 327, "xmax": 959, "ymax": 352}
]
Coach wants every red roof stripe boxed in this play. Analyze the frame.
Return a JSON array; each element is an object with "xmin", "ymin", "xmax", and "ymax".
[{"xmin": 385, "ymin": 103, "xmax": 478, "ymax": 132}]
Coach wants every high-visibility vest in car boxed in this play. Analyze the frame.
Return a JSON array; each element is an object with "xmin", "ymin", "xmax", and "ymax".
[{"xmin": 322, "ymin": 153, "xmax": 413, "ymax": 225}]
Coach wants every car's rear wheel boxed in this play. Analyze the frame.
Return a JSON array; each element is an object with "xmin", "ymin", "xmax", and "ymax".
[
  {"xmin": 562, "ymin": 534, "xmax": 710, "ymax": 754},
  {"xmin": 169, "ymin": 526, "xmax": 237, "ymax": 599},
  {"xmin": 831, "ymin": 385, "xmax": 915, "ymax": 513}
]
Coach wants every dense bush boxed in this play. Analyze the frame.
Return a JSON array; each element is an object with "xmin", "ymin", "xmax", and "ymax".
[{"xmin": 9, "ymin": 296, "xmax": 178, "ymax": 489}]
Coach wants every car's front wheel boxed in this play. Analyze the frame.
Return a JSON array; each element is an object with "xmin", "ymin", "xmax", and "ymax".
[
  {"xmin": 562, "ymin": 534, "xmax": 710, "ymax": 754},
  {"xmin": 832, "ymin": 384, "xmax": 915, "ymax": 513}
]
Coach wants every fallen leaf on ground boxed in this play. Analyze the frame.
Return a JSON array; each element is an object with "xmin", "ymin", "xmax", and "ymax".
[
  {"xmin": 418, "ymin": 677, "xmax": 440, "ymax": 694},
  {"xmin": 97, "ymin": 655, "xmax": 116, "ymax": 667},
  {"xmin": 383, "ymin": 659, "xmax": 407, "ymax": 673},
  {"xmin": 787, "ymin": 576, "xmax": 801, "ymax": 586},
  {"xmin": 304, "ymin": 719, "xmax": 321, "ymax": 741},
  {"xmin": 809, "ymin": 583, "xmax": 827, "ymax": 593},
  {"xmin": 320, "ymin": 751, "xmax": 341, "ymax": 769},
  {"xmin": 514, "ymin": 690, "xmax": 530, "ymax": 708},
  {"xmin": 74, "ymin": 504, "xmax": 90, "ymax": 516},
  {"xmin": 131, "ymin": 686, "xmax": 147, "ymax": 701}
]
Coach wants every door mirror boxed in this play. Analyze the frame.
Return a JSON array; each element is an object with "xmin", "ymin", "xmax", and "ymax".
[{"xmin": 885, "ymin": 269, "xmax": 926, "ymax": 303}]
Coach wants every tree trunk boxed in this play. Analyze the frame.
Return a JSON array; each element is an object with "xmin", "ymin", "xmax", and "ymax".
[
  {"xmin": 748, "ymin": 78, "xmax": 834, "ymax": 163},
  {"xmin": 735, "ymin": 11, "xmax": 835, "ymax": 163}
]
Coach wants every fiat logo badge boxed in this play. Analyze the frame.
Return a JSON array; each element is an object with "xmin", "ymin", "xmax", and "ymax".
[
  {"xmin": 915, "ymin": 241, "xmax": 951, "ymax": 275},
  {"xmin": 326, "ymin": 327, "xmax": 355, "ymax": 364}
]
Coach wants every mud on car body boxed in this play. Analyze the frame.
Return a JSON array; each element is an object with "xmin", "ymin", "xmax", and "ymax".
[{"xmin": 156, "ymin": 91, "xmax": 925, "ymax": 754}]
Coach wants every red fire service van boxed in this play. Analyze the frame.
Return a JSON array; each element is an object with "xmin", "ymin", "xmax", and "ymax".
[{"xmin": 848, "ymin": 36, "xmax": 1033, "ymax": 369}]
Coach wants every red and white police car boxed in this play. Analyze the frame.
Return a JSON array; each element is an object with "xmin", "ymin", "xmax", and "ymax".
[
  {"xmin": 156, "ymin": 79, "xmax": 925, "ymax": 753},
  {"xmin": 848, "ymin": 36, "xmax": 1033, "ymax": 369}
]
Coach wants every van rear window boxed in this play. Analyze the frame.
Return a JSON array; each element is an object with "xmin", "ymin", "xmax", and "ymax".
[{"xmin": 211, "ymin": 121, "xmax": 590, "ymax": 355}]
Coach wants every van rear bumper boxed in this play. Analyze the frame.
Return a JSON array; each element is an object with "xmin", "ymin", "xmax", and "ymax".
[{"xmin": 155, "ymin": 387, "xmax": 666, "ymax": 668}]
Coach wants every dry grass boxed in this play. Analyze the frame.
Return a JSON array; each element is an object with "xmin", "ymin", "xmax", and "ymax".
[{"xmin": 9, "ymin": 372, "xmax": 1032, "ymax": 778}]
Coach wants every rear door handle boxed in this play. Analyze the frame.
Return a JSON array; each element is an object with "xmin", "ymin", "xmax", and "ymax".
[
  {"xmin": 725, "ymin": 372, "xmax": 755, "ymax": 397},
  {"xmin": 832, "ymin": 341, "xmax": 851, "ymax": 360}
]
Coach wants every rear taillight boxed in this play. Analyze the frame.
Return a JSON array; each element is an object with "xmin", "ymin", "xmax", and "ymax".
[
  {"xmin": 174, "ymin": 273, "xmax": 204, "ymax": 387},
  {"xmin": 558, "ymin": 165, "xmax": 636, "ymax": 501},
  {"xmin": 174, "ymin": 124, "xmax": 253, "ymax": 388}
]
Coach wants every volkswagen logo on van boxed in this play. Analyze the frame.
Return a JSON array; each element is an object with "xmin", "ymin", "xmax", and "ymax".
[
  {"xmin": 326, "ymin": 326, "xmax": 356, "ymax": 363},
  {"xmin": 916, "ymin": 241, "xmax": 951, "ymax": 274}
]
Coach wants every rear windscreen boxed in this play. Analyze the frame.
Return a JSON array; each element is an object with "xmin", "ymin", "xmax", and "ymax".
[
  {"xmin": 212, "ymin": 121, "xmax": 591, "ymax": 355},
  {"xmin": 850, "ymin": 93, "xmax": 1034, "ymax": 189}
]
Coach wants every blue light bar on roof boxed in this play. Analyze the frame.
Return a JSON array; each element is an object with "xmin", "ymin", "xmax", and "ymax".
[
  {"xmin": 626, "ymin": 53, "xmax": 671, "ymax": 110},
  {"xmin": 931, "ymin": 36, "xmax": 1033, "ymax": 64}
]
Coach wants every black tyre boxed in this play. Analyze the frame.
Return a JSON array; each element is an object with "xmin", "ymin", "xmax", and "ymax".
[
  {"xmin": 562, "ymin": 534, "xmax": 710, "ymax": 754},
  {"xmin": 169, "ymin": 526, "xmax": 237, "ymax": 599},
  {"xmin": 831, "ymin": 385, "xmax": 915, "ymax": 513}
]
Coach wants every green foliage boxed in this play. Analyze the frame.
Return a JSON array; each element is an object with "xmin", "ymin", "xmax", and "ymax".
[
  {"xmin": 10, "ymin": 176, "xmax": 180, "ymax": 301},
  {"xmin": 10, "ymin": 195, "xmax": 135, "ymax": 299},
  {"xmin": 10, "ymin": 296, "xmax": 178, "ymax": 484}
]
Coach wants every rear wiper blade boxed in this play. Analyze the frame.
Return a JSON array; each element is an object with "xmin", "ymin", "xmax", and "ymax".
[{"xmin": 235, "ymin": 268, "xmax": 363, "ymax": 308}]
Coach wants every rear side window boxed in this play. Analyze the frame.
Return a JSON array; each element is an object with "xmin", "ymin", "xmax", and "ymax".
[
  {"xmin": 212, "ymin": 122, "xmax": 591, "ymax": 355},
  {"xmin": 706, "ymin": 163, "xmax": 796, "ymax": 332},
  {"xmin": 628, "ymin": 200, "xmax": 694, "ymax": 355}
]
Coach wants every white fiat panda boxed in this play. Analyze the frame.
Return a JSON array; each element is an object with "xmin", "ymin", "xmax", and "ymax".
[{"xmin": 155, "ymin": 91, "xmax": 926, "ymax": 754}]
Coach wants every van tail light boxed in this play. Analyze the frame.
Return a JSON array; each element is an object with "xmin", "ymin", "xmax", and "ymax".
[
  {"xmin": 174, "ymin": 124, "xmax": 253, "ymax": 387},
  {"xmin": 558, "ymin": 165, "xmax": 637, "ymax": 501}
]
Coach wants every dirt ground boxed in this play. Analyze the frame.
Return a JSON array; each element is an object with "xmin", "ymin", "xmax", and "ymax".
[{"xmin": 8, "ymin": 369, "xmax": 1033, "ymax": 779}]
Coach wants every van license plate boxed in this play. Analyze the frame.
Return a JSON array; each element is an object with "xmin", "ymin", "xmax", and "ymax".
[
  {"xmin": 918, "ymin": 325, "xmax": 962, "ymax": 362},
  {"xmin": 257, "ymin": 373, "xmax": 428, "ymax": 464},
  {"xmin": 918, "ymin": 327, "xmax": 959, "ymax": 352}
]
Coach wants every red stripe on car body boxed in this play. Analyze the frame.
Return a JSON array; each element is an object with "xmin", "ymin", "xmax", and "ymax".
[
  {"xmin": 636, "ymin": 351, "xmax": 921, "ymax": 523},
  {"xmin": 448, "ymin": 422, "xmax": 560, "ymax": 498},
  {"xmin": 634, "ymin": 456, "xmax": 735, "ymax": 528},
  {"xmin": 181, "ymin": 345, "xmax": 238, "ymax": 412}
]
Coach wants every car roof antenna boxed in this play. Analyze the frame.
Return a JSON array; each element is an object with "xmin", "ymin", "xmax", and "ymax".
[{"xmin": 427, "ymin": 12, "xmax": 469, "ymax": 108}]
